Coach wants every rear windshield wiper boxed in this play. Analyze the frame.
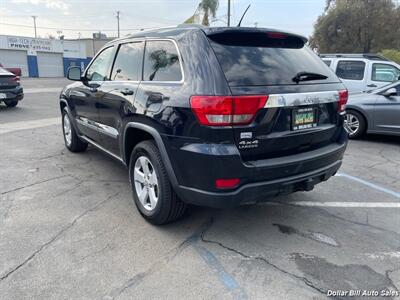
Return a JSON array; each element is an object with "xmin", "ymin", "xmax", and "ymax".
[{"xmin": 292, "ymin": 71, "xmax": 328, "ymax": 84}]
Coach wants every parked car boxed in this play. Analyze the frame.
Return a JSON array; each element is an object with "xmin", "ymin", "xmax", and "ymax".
[
  {"xmin": 0, "ymin": 67, "xmax": 23, "ymax": 107},
  {"xmin": 0, "ymin": 63, "xmax": 22, "ymax": 77},
  {"xmin": 345, "ymin": 81, "xmax": 400, "ymax": 139},
  {"xmin": 60, "ymin": 26, "xmax": 348, "ymax": 224},
  {"xmin": 321, "ymin": 54, "xmax": 400, "ymax": 94}
]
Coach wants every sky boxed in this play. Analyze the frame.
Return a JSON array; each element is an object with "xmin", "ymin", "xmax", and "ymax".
[{"xmin": 0, "ymin": 0, "xmax": 327, "ymax": 39}]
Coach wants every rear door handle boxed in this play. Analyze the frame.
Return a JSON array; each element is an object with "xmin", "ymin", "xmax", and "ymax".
[
  {"xmin": 120, "ymin": 88, "xmax": 134, "ymax": 96},
  {"xmin": 367, "ymin": 84, "xmax": 377, "ymax": 88}
]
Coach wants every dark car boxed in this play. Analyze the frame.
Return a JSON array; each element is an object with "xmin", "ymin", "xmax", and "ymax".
[
  {"xmin": 60, "ymin": 26, "xmax": 348, "ymax": 224},
  {"xmin": 0, "ymin": 67, "xmax": 23, "ymax": 107}
]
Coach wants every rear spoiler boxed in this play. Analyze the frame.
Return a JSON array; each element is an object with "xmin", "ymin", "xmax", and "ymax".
[{"xmin": 204, "ymin": 27, "xmax": 307, "ymax": 49}]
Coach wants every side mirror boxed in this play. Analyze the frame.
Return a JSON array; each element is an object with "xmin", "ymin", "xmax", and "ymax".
[
  {"xmin": 382, "ymin": 88, "xmax": 397, "ymax": 97},
  {"xmin": 67, "ymin": 66, "xmax": 82, "ymax": 81}
]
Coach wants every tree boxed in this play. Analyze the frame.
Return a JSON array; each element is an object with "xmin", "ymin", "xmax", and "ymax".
[
  {"xmin": 379, "ymin": 49, "xmax": 400, "ymax": 64},
  {"xmin": 184, "ymin": 0, "xmax": 219, "ymax": 26},
  {"xmin": 199, "ymin": 0, "xmax": 219, "ymax": 26},
  {"xmin": 310, "ymin": 0, "xmax": 400, "ymax": 53}
]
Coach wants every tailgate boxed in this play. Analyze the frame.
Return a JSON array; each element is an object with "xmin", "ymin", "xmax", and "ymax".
[
  {"xmin": 206, "ymin": 28, "xmax": 345, "ymax": 161},
  {"xmin": 230, "ymin": 86, "xmax": 343, "ymax": 161}
]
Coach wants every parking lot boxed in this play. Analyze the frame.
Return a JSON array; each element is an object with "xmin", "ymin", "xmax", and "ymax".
[{"xmin": 0, "ymin": 78, "xmax": 399, "ymax": 299}]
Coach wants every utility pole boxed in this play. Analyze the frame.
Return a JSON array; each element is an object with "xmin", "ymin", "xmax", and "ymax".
[
  {"xmin": 32, "ymin": 16, "xmax": 37, "ymax": 38},
  {"xmin": 227, "ymin": 0, "xmax": 231, "ymax": 27},
  {"xmin": 116, "ymin": 11, "xmax": 120, "ymax": 38}
]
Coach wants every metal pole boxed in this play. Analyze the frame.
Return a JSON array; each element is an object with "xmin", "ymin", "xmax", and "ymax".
[
  {"xmin": 227, "ymin": 0, "xmax": 231, "ymax": 27},
  {"xmin": 32, "ymin": 16, "xmax": 37, "ymax": 38},
  {"xmin": 116, "ymin": 11, "xmax": 120, "ymax": 38}
]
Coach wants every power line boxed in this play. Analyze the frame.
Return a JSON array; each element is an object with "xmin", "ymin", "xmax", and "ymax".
[{"xmin": 0, "ymin": 22, "xmax": 160, "ymax": 32}]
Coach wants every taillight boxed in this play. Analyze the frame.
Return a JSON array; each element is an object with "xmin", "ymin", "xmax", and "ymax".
[
  {"xmin": 338, "ymin": 89, "xmax": 348, "ymax": 112},
  {"xmin": 11, "ymin": 76, "xmax": 20, "ymax": 83},
  {"xmin": 190, "ymin": 95, "xmax": 268, "ymax": 126},
  {"xmin": 267, "ymin": 32, "xmax": 287, "ymax": 39},
  {"xmin": 216, "ymin": 178, "xmax": 240, "ymax": 189}
]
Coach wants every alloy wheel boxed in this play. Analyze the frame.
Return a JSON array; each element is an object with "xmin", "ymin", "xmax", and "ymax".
[
  {"xmin": 63, "ymin": 113, "xmax": 72, "ymax": 146},
  {"xmin": 344, "ymin": 113, "xmax": 360, "ymax": 136},
  {"xmin": 133, "ymin": 156, "xmax": 159, "ymax": 211}
]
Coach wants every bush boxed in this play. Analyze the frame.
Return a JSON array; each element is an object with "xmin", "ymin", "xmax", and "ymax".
[{"xmin": 379, "ymin": 49, "xmax": 400, "ymax": 64}]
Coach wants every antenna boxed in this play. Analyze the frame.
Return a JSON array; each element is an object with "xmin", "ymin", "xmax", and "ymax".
[{"xmin": 237, "ymin": 4, "xmax": 251, "ymax": 27}]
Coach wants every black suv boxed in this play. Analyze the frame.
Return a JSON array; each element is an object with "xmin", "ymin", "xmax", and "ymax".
[{"xmin": 61, "ymin": 26, "xmax": 348, "ymax": 224}]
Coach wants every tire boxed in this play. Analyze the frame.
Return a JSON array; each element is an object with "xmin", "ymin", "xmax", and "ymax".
[
  {"xmin": 5, "ymin": 100, "xmax": 18, "ymax": 107},
  {"xmin": 345, "ymin": 110, "xmax": 366, "ymax": 139},
  {"xmin": 62, "ymin": 108, "xmax": 88, "ymax": 152},
  {"xmin": 129, "ymin": 140, "xmax": 187, "ymax": 225}
]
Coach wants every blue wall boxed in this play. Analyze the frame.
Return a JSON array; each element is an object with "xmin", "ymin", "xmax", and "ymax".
[
  {"xmin": 63, "ymin": 57, "xmax": 92, "ymax": 77},
  {"xmin": 27, "ymin": 55, "xmax": 38, "ymax": 77},
  {"xmin": 28, "ymin": 55, "xmax": 92, "ymax": 77},
  {"xmin": 26, "ymin": 55, "xmax": 91, "ymax": 77}
]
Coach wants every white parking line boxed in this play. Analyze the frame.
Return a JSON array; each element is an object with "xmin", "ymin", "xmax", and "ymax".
[
  {"xmin": 285, "ymin": 172, "xmax": 400, "ymax": 208},
  {"xmin": 286, "ymin": 201, "xmax": 400, "ymax": 208},
  {"xmin": 24, "ymin": 88, "xmax": 62, "ymax": 94},
  {"xmin": 336, "ymin": 172, "xmax": 400, "ymax": 199},
  {"xmin": 0, "ymin": 117, "xmax": 60, "ymax": 134}
]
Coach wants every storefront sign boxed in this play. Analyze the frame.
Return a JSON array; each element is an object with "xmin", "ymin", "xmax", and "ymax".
[{"xmin": 7, "ymin": 37, "xmax": 54, "ymax": 53}]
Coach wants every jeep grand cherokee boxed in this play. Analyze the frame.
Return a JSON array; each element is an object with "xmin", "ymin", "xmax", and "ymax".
[{"xmin": 60, "ymin": 26, "xmax": 348, "ymax": 224}]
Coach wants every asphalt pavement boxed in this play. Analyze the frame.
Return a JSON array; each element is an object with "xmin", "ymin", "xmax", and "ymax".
[{"xmin": 0, "ymin": 78, "xmax": 399, "ymax": 300}]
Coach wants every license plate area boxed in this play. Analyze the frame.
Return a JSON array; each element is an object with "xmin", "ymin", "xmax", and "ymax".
[
  {"xmin": 0, "ymin": 93, "xmax": 6, "ymax": 99},
  {"xmin": 291, "ymin": 107, "xmax": 318, "ymax": 131}
]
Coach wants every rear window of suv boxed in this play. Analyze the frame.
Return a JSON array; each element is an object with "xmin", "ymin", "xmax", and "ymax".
[{"xmin": 208, "ymin": 31, "xmax": 337, "ymax": 86}]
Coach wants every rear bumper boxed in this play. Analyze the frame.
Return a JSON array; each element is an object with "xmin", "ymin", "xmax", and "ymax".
[
  {"xmin": 0, "ymin": 86, "xmax": 24, "ymax": 101},
  {"xmin": 166, "ymin": 130, "xmax": 347, "ymax": 207},
  {"xmin": 177, "ymin": 160, "xmax": 342, "ymax": 208}
]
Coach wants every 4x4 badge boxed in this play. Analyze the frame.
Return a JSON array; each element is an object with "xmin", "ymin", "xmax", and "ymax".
[{"xmin": 238, "ymin": 140, "xmax": 259, "ymax": 149}]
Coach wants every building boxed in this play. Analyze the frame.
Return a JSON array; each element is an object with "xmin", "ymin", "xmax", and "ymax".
[
  {"xmin": 0, "ymin": 35, "xmax": 112, "ymax": 77},
  {"xmin": 74, "ymin": 37, "xmax": 114, "ymax": 58}
]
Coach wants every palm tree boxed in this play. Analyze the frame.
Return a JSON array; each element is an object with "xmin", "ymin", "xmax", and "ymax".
[
  {"xmin": 184, "ymin": 0, "xmax": 219, "ymax": 26},
  {"xmin": 200, "ymin": 0, "xmax": 219, "ymax": 26}
]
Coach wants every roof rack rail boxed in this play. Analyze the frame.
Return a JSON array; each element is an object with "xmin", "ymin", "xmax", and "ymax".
[{"xmin": 320, "ymin": 53, "xmax": 389, "ymax": 61}]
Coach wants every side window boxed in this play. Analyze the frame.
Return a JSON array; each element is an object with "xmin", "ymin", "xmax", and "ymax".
[
  {"xmin": 111, "ymin": 42, "xmax": 143, "ymax": 81},
  {"xmin": 336, "ymin": 60, "xmax": 365, "ymax": 80},
  {"xmin": 323, "ymin": 60, "xmax": 331, "ymax": 67},
  {"xmin": 372, "ymin": 63, "xmax": 400, "ymax": 82},
  {"xmin": 143, "ymin": 40, "xmax": 182, "ymax": 82},
  {"xmin": 86, "ymin": 46, "xmax": 114, "ymax": 81}
]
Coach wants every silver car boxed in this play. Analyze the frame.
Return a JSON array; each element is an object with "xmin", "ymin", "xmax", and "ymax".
[{"xmin": 345, "ymin": 81, "xmax": 400, "ymax": 138}]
